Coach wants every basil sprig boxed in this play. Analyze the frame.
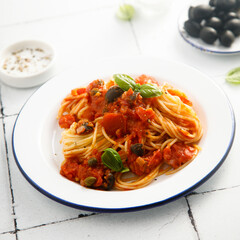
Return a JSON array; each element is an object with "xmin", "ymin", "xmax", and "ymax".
[
  {"xmin": 226, "ymin": 67, "xmax": 240, "ymax": 84},
  {"xmin": 101, "ymin": 148, "xmax": 129, "ymax": 173},
  {"xmin": 113, "ymin": 74, "xmax": 136, "ymax": 91},
  {"xmin": 113, "ymin": 74, "xmax": 162, "ymax": 98},
  {"xmin": 139, "ymin": 83, "xmax": 162, "ymax": 98}
]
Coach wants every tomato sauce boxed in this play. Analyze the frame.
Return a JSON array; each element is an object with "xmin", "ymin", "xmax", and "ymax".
[
  {"xmin": 60, "ymin": 158, "xmax": 79, "ymax": 181},
  {"xmin": 59, "ymin": 76, "xmax": 197, "ymax": 189},
  {"xmin": 128, "ymin": 149, "xmax": 162, "ymax": 176},
  {"xmin": 83, "ymin": 79, "xmax": 107, "ymax": 121},
  {"xmin": 60, "ymin": 150, "xmax": 109, "ymax": 188}
]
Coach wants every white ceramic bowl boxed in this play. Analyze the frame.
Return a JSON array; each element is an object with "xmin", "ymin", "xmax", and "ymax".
[{"xmin": 0, "ymin": 40, "xmax": 56, "ymax": 88}]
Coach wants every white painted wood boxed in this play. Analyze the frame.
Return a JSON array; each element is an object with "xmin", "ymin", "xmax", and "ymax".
[
  {"xmin": 0, "ymin": 119, "xmax": 14, "ymax": 233},
  {"xmin": 18, "ymin": 199, "xmax": 197, "ymax": 240}
]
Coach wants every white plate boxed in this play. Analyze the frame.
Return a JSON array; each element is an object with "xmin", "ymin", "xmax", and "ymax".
[
  {"xmin": 12, "ymin": 56, "xmax": 235, "ymax": 212},
  {"xmin": 178, "ymin": 0, "xmax": 240, "ymax": 54}
]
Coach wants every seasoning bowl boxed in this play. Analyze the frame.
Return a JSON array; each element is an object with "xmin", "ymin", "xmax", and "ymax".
[{"xmin": 0, "ymin": 40, "xmax": 56, "ymax": 88}]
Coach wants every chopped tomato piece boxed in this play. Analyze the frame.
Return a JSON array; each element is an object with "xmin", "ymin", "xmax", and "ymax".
[
  {"xmin": 60, "ymin": 158, "xmax": 79, "ymax": 181},
  {"xmin": 136, "ymin": 107, "xmax": 155, "ymax": 122},
  {"xmin": 101, "ymin": 113, "xmax": 126, "ymax": 136},
  {"xmin": 59, "ymin": 114, "xmax": 76, "ymax": 128},
  {"xmin": 163, "ymin": 142, "xmax": 196, "ymax": 169}
]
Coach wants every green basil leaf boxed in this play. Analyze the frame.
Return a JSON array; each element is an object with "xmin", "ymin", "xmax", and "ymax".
[
  {"xmin": 139, "ymin": 84, "xmax": 163, "ymax": 98},
  {"xmin": 101, "ymin": 148, "xmax": 124, "ymax": 172},
  {"xmin": 116, "ymin": 4, "xmax": 135, "ymax": 21},
  {"xmin": 226, "ymin": 67, "xmax": 240, "ymax": 84},
  {"xmin": 113, "ymin": 74, "xmax": 137, "ymax": 91}
]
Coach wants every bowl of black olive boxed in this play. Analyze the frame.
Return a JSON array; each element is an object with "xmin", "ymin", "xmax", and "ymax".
[{"xmin": 178, "ymin": 0, "xmax": 240, "ymax": 54}]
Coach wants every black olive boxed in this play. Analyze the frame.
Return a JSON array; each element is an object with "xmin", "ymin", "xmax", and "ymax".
[
  {"xmin": 188, "ymin": 6, "xmax": 194, "ymax": 20},
  {"xmin": 88, "ymin": 157, "xmax": 98, "ymax": 167},
  {"xmin": 209, "ymin": 0, "xmax": 216, "ymax": 6},
  {"xmin": 215, "ymin": 0, "xmax": 236, "ymax": 11},
  {"xmin": 76, "ymin": 121, "xmax": 94, "ymax": 134},
  {"xmin": 206, "ymin": 17, "xmax": 223, "ymax": 30},
  {"xmin": 82, "ymin": 122, "xmax": 93, "ymax": 132},
  {"xmin": 213, "ymin": 10, "xmax": 226, "ymax": 21},
  {"xmin": 192, "ymin": 5, "xmax": 213, "ymax": 21},
  {"xmin": 105, "ymin": 85, "xmax": 124, "ymax": 103},
  {"xmin": 130, "ymin": 143, "xmax": 144, "ymax": 156},
  {"xmin": 224, "ymin": 12, "xmax": 239, "ymax": 22},
  {"xmin": 185, "ymin": 0, "xmax": 240, "ymax": 48},
  {"xmin": 129, "ymin": 91, "xmax": 138, "ymax": 101},
  {"xmin": 101, "ymin": 173, "xmax": 115, "ymax": 190},
  {"xmin": 200, "ymin": 26, "xmax": 218, "ymax": 44},
  {"xmin": 200, "ymin": 19, "xmax": 207, "ymax": 27},
  {"xmin": 224, "ymin": 18, "xmax": 240, "ymax": 36},
  {"xmin": 184, "ymin": 20, "xmax": 202, "ymax": 38},
  {"xmin": 237, "ymin": 0, "xmax": 240, "ymax": 8},
  {"xmin": 219, "ymin": 30, "xmax": 235, "ymax": 46},
  {"xmin": 188, "ymin": 6, "xmax": 201, "ymax": 22}
]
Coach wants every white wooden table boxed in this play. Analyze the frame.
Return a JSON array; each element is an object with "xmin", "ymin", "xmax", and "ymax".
[{"xmin": 1, "ymin": 0, "xmax": 240, "ymax": 239}]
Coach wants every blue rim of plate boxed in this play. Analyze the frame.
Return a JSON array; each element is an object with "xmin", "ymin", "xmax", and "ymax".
[{"xmin": 11, "ymin": 72, "xmax": 236, "ymax": 213}]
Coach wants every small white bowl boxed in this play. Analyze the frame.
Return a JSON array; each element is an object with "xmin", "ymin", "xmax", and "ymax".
[{"xmin": 0, "ymin": 40, "xmax": 56, "ymax": 88}]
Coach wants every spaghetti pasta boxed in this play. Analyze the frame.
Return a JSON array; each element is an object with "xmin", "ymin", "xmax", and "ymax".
[{"xmin": 58, "ymin": 74, "xmax": 203, "ymax": 190}]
